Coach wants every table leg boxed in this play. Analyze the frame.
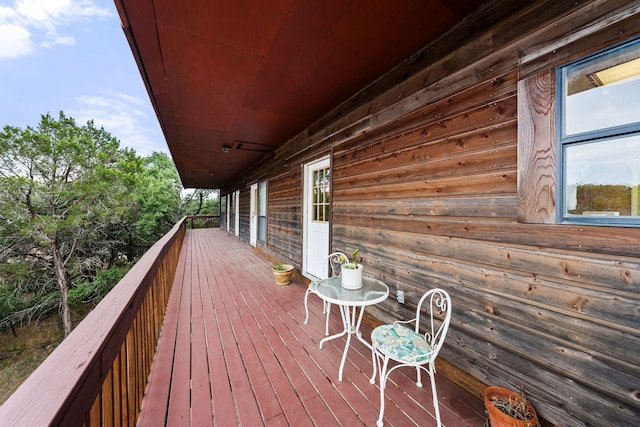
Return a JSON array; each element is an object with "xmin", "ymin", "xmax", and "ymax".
[
  {"xmin": 320, "ymin": 304, "xmax": 375, "ymax": 382},
  {"xmin": 354, "ymin": 306, "xmax": 373, "ymax": 350},
  {"xmin": 319, "ymin": 329, "xmax": 347, "ymax": 349},
  {"xmin": 337, "ymin": 304, "xmax": 354, "ymax": 381}
]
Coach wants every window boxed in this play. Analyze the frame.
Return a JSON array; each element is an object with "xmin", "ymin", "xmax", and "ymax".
[
  {"xmin": 230, "ymin": 191, "xmax": 236, "ymax": 231},
  {"xmin": 220, "ymin": 195, "xmax": 227, "ymax": 228},
  {"xmin": 258, "ymin": 180, "xmax": 267, "ymax": 242},
  {"xmin": 312, "ymin": 167, "xmax": 330, "ymax": 222},
  {"xmin": 558, "ymin": 38, "xmax": 640, "ymax": 225}
]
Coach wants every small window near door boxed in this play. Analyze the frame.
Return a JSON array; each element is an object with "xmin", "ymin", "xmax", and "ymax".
[
  {"xmin": 312, "ymin": 167, "xmax": 330, "ymax": 222},
  {"xmin": 258, "ymin": 180, "xmax": 267, "ymax": 242},
  {"xmin": 558, "ymin": 37, "xmax": 640, "ymax": 225}
]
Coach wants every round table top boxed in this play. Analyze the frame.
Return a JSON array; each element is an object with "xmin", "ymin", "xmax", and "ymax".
[{"xmin": 315, "ymin": 276, "xmax": 389, "ymax": 306}]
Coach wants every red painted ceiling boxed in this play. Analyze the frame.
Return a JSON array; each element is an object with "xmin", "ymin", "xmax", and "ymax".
[{"xmin": 114, "ymin": 0, "xmax": 486, "ymax": 188}]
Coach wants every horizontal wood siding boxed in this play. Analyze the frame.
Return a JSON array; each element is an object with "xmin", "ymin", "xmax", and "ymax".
[
  {"xmin": 265, "ymin": 168, "xmax": 304, "ymax": 267},
  {"xmin": 221, "ymin": 1, "xmax": 640, "ymax": 425}
]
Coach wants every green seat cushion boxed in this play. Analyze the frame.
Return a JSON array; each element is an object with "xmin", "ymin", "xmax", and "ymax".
[{"xmin": 371, "ymin": 324, "xmax": 432, "ymax": 363}]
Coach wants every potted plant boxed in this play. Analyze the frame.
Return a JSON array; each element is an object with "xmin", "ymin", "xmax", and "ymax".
[
  {"xmin": 272, "ymin": 261, "xmax": 294, "ymax": 285},
  {"xmin": 340, "ymin": 249, "xmax": 363, "ymax": 290},
  {"xmin": 484, "ymin": 386, "xmax": 539, "ymax": 427}
]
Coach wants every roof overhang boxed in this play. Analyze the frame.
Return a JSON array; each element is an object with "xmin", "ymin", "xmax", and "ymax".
[{"xmin": 114, "ymin": 0, "xmax": 487, "ymax": 188}]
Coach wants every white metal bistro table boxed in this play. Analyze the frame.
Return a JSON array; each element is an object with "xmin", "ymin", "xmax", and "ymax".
[{"xmin": 316, "ymin": 276, "xmax": 389, "ymax": 381}]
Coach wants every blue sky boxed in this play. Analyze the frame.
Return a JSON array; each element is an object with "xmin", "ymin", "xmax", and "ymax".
[{"xmin": 0, "ymin": 0, "xmax": 167, "ymax": 156}]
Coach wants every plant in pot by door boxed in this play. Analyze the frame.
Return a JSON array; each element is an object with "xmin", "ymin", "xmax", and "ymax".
[
  {"xmin": 272, "ymin": 261, "xmax": 294, "ymax": 285},
  {"xmin": 340, "ymin": 249, "xmax": 363, "ymax": 290},
  {"xmin": 484, "ymin": 386, "xmax": 539, "ymax": 427}
]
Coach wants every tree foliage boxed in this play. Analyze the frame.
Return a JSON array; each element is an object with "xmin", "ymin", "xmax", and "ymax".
[{"xmin": 0, "ymin": 112, "xmax": 198, "ymax": 336}]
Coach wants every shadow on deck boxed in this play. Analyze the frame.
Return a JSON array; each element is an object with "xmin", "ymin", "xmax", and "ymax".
[{"xmin": 137, "ymin": 228, "xmax": 486, "ymax": 426}]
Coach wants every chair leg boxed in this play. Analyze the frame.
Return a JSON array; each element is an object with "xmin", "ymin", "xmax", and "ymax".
[
  {"xmin": 376, "ymin": 356, "xmax": 390, "ymax": 427},
  {"xmin": 370, "ymin": 346, "xmax": 377, "ymax": 384},
  {"xmin": 416, "ymin": 366, "xmax": 422, "ymax": 387},
  {"xmin": 428, "ymin": 367, "xmax": 442, "ymax": 427},
  {"xmin": 324, "ymin": 302, "xmax": 332, "ymax": 336},
  {"xmin": 303, "ymin": 288, "xmax": 311, "ymax": 324}
]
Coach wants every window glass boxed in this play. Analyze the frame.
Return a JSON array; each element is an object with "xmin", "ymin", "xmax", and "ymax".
[
  {"xmin": 220, "ymin": 195, "xmax": 227, "ymax": 227},
  {"xmin": 564, "ymin": 136, "xmax": 640, "ymax": 217},
  {"xmin": 559, "ymin": 38, "xmax": 640, "ymax": 224},
  {"xmin": 312, "ymin": 167, "xmax": 330, "ymax": 222},
  {"xmin": 258, "ymin": 181, "xmax": 267, "ymax": 242},
  {"xmin": 563, "ymin": 40, "xmax": 640, "ymax": 136}
]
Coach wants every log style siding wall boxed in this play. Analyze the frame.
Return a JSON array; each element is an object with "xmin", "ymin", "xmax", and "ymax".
[{"xmin": 221, "ymin": 1, "xmax": 640, "ymax": 425}]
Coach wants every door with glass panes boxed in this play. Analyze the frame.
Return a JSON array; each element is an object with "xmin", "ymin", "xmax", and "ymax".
[{"xmin": 303, "ymin": 157, "xmax": 330, "ymax": 279}]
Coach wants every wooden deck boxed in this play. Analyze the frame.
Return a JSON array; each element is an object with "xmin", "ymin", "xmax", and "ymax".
[{"xmin": 136, "ymin": 228, "xmax": 486, "ymax": 426}]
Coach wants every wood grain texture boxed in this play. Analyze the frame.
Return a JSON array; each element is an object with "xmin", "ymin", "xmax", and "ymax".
[{"xmin": 517, "ymin": 70, "xmax": 556, "ymax": 223}]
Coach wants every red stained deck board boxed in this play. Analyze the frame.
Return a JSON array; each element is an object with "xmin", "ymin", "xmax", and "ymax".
[
  {"xmin": 137, "ymin": 228, "xmax": 485, "ymax": 426},
  {"xmin": 136, "ymin": 246, "xmax": 186, "ymax": 426},
  {"xmin": 190, "ymin": 243, "xmax": 214, "ymax": 426},
  {"xmin": 235, "ymin": 272, "xmax": 339, "ymax": 425},
  {"xmin": 228, "ymin": 300, "xmax": 309, "ymax": 424},
  {"xmin": 204, "ymin": 258, "xmax": 263, "ymax": 425},
  {"xmin": 166, "ymin": 237, "xmax": 194, "ymax": 425},
  {"xmin": 221, "ymin": 277, "xmax": 285, "ymax": 422},
  {"xmin": 242, "ymin": 268, "xmax": 363, "ymax": 424},
  {"xmin": 199, "ymin": 241, "xmax": 238, "ymax": 426}
]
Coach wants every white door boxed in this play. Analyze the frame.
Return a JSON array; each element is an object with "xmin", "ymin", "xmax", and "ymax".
[
  {"xmin": 303, "ymin": 156, "xmax": 330, "ymax": 279},
  {"xmin": 234, "ymin": 190, "xmax": 240, "ymax": 237},
  {"xmin": 250, "ymin": 183, "xmax": 258, "ymax": 246}
]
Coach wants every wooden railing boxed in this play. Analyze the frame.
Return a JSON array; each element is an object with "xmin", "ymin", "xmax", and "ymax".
[
  {"xmin": 0, "ymin": 218, "xmax": 187, "ymax": 426},
  {"xmin": 185, "ymin": 214, "xmax": 220, "ymax": 229}
]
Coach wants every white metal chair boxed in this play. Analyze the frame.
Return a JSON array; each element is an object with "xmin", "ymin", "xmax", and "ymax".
[
  {"xmin": 370, "ymin": 288, "xmax": 452, "ymax": 427},
  {"xmin": 303, "ymin": 252, "xmax": 347, "ymax": 335}
]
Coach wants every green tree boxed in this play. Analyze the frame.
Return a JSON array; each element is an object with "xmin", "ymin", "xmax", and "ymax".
[
  {"xmin": 100, "ymin": 151, "xmax": 182, "ymax": 264},
  {"xmin": 182, "ymin": 188, "xmax": 220, "ymax": 216},
  {"xmin": 0, "ymin": 112, "xmax": 140, "ymax": 336},
  {"xmin": 136, "ymin": 152, "xmax": 183, "ymax": 240}
]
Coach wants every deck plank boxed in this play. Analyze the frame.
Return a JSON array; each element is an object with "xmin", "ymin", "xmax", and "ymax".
[
  {"xmin": 166, "ymin": 232, "xmax": 194, "ymax": 426},
  {"xmin": 137, "ymin": 237, "xmax": 187, "ymax": 426},
  {"xmin": 199, "ymin": 235, "xmax": 239, "ymax": 426},
  {"xmin": 190, "ymin": 236, "xmax": 214, "ymax": 426},
  {"xmin": 137, "ymin": 228, "xmax": 486, "ymax": 426}
]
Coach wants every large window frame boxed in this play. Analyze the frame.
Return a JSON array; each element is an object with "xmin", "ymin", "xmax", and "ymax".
[
  {"xmin": 258, "ymin": 180, "xmax": 267, "ymax": 243},
  {"xmin": 556, "ymin": 37, "xmax": 640, "ymax": 227}
]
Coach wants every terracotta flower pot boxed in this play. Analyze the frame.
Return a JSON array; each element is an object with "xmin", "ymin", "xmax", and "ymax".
[
  {"xmin": 484, "ymin": 386, "xmax": 538, "ymax": 427},
  {"xmin": 272, "ymin": 264, "xmax": 294, "ymax": 285}
]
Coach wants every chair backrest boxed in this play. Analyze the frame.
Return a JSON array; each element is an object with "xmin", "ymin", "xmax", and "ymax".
[
  {"xmin": 415, "ymin": 288, "xmax": 452, "ymax": 361},
  {"xmin": 321, "ymin": 252, "xmax": 348, "ymax": 279}
]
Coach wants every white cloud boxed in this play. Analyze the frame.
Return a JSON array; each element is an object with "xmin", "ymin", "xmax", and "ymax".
[
  {"xmin": 42, "ymin": 34, "xmax": 75, "ymax": 47},
  {"xmin": 0, "ymin": 0, "xmax": 109, "ymax": 58},
  {"xmin": 70, "ymin": 92, "xmax": 166, "ymax": 156},
  {"xmin": 0, "ymin": 23, "xmax": 34, "ymax": 57}
]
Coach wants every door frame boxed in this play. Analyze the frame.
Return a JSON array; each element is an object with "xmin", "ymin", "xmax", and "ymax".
[{"xmin": 302, "ymin": 155, "xmax": 331, "ymax": 279}]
